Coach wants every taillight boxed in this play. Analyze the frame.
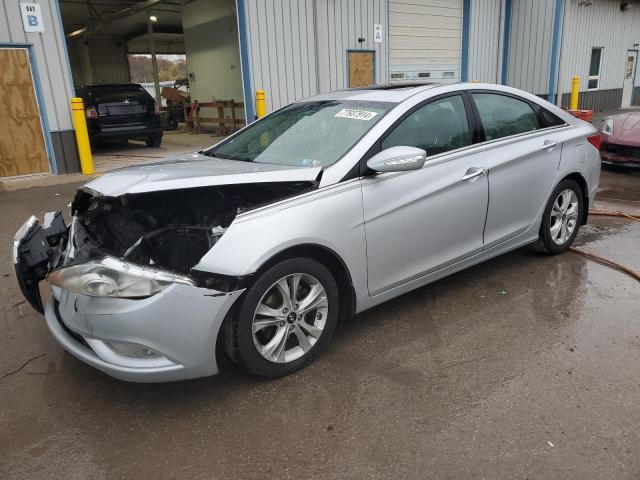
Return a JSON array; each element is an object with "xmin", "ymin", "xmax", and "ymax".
[
  {"xmin": 85, "ymin": 106, "xmax": 97, "ymax": 119},
  {"xmin": 587, "ymin": 134, "xmax": 602, "ymax": 150}
]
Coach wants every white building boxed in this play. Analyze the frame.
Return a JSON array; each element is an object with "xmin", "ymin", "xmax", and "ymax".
[{"xmin": 1, "ymin": 0, "xmax": 639, "ymax": 178}]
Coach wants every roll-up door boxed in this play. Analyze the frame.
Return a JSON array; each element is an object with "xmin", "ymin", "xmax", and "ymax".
[{"xmin": 389, "ymin": 0, "xmax": 463, "ymax": 83}]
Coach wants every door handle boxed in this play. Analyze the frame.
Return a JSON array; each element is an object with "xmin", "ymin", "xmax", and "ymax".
[
  {"xmin": 542, "ymin": 140, "xmax": 559, "ymax": 151},
  {"xmin": 461, "ymin": 167, "xmax": 486, "ymax": 181}
]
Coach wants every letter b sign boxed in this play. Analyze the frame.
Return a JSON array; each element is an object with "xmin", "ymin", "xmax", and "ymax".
[{"xmin": 21, "ymin": 3, "xmax": 44, "ymax": 32}]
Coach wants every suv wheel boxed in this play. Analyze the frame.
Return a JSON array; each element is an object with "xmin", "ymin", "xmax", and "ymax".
[
  {"xmin": 222, "ymin": 258, "xmax": 339, "ymax": 378},
  {"xmin": 146, "ymin": 135, "xmax": 162, "ymax": 148}
]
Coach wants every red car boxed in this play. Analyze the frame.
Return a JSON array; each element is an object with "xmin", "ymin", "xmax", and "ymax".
[{"xmin": 599, "ymin": 111, "xmax": 640, "ymax": 168}]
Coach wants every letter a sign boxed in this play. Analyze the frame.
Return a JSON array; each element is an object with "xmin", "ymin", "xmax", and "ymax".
[
  {"xmin": 21, "ymin": 3, "xmax": 45, "ymax": 33},
  {"xmin": 373, "ymin": 24, "xmax": 383, "ymax": 43}
]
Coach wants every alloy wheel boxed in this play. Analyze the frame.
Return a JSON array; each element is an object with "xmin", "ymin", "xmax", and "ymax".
[
  {"xmin": 550, "ymin": 188, "xmax": 579, "ymax": 245},
  {"xmin": 252, "ymin": 273, "xmax": 329, "ymax": 363}
]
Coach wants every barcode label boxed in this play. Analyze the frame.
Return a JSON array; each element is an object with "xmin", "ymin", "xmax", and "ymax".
[{"xmin": 334, "ymin": 109, "xmax": 378, "ymax": 121}]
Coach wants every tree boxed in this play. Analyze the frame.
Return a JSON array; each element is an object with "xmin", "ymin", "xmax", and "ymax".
[{"xmin": 128, "ymin": 54, "xmax": 187, "ymax": 83}]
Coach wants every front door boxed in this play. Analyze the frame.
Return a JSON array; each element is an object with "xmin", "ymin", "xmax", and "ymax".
[
  {"xmin": 348, "ymin": 51, "xmax": 374, "ymax": 88},
  {"xmin": 621, "ymin": 50, "xmax": 638, "ymax": 108},
  {"xmin": 362, "ymin": 94, "xmax": 489, "ymax": 295},
  {"xmin": 0, "ymin": 48, "xmax": 49, "ymax": 177}
]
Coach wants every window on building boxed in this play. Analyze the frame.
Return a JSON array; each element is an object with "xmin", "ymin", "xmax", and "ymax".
[
  {"xmin": 382, "ymin": 95, "xmax": 471, "ymax": 156},
  {"xmin": 588, "ymin": 47, "xmax": 603, "ymax": 90},
  {"xmin": 472, "ymin": 93, "xmax": 539, "ymax": 141}
]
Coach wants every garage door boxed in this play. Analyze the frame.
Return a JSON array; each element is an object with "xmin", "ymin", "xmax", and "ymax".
[
  {"xmin": 0, "ymin": 48, "xmax": 49, "ymax": 177},
  {"xmin": 389, "ymin": 0, "xmax": 463, "ymax": 83}
]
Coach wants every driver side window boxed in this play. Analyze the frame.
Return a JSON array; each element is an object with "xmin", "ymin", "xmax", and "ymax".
[{"xmin": 381, "ymin": 95, "xmax": 471, "ymax": 156}]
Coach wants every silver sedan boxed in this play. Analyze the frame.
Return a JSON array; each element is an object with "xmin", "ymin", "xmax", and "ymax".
[{"xmin": 13, "ymin": 83, "xmax": 601, "ymax": 382}]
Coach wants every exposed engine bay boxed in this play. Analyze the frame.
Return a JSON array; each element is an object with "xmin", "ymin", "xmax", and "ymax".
[{"xmin": 69, "ymin": 181, "xmax": 317, "ymax": 275}]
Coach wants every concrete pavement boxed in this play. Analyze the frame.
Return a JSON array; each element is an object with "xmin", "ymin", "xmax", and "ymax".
[
  {"xmin": 0, "ymin": 169, "xmax": 639, "ymax": 479},
  {"xmin": 0, "ymin": 131, "xmax": 220, "ymax": 192}
]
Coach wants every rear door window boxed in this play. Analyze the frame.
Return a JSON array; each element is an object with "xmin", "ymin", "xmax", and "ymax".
[
  {"xmin": 472, "ymin": 93, "xmax": 539, "ymax": 141},
  {"xmin": 381, "ymin": 95, "xmax": 471, "ymax": 156}
]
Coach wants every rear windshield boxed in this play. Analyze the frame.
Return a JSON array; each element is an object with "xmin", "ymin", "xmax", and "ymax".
[
  {"xmin": 88, "ymin": 85, "xmax": 145, "ymax": 95},
  {"xmin": 207, "ymin": 100, "xmax": 394, "ymax": 168}
]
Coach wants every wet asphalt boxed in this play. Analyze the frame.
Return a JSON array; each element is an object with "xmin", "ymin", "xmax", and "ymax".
[{"xmin": 0, "ymin": 169, "xmax": 639, "ymax": 479}]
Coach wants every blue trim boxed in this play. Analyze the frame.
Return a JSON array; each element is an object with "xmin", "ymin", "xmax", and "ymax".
[
  {"xmin": 547, "ymin": 0, "xmax": 565, "ymax": 104},
  {"xmin": 500, "ymin": 0, "xmax": 512, "ymax": 85},
  {"xmin": 461, "ymin": 0, "xmax": 471, "ymax": 81},
  {"xmin": 0, "ymin": 43, "xmax": 57, "ymax": 174},
  {"xmin": 236, "ymin": 0, "xmax": 255, "ymax": 123}
]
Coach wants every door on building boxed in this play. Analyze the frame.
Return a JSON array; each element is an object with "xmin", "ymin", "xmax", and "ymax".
[
  {"xmin": 621, "ymin": 50, "xmax": 638, "ymax": 108},
  {"xmin": 0, "ymin": 48, "xmax": 49, "ymax": 177},
  {"xmin": 347, "ymin": 51, "xmax": 375, "ymax": 88},
  {"xmin": 388, "ymin": 0, "xmax": 463, "ymax": 82}
]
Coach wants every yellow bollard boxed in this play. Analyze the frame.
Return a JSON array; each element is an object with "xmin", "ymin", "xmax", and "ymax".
[
  {"xmin": 255, "ymin": 89, "xmax": 266, "ymax": 119},
  {"xmin": 69, "ymin": 97, "xmax": 94, "ymax": 175},
  {"xmin": 570, "ymin": 75, "xmax": 580, "ymax": 111}
]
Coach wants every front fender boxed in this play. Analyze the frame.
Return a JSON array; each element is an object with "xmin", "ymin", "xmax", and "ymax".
[{"xmin": 193, "ymin": 180, "xmax": 367, "ymax": 297}]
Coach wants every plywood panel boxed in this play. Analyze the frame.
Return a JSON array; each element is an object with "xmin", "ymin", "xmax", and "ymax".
[
  {"xmin": 0, "ymin": 48, "xmax": 49, "ymax": 177},
  {"xmin": 348, "ymin": 51, "xmax": 374, "ymax": 87}
]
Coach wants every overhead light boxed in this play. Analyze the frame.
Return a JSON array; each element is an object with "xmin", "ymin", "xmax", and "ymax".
[
  {"xmin": 67, "ymin": 27, "xmax": 88, "ymax": 38},
  {"xmin": 149, "ymin": 15, "xmax": 158, "ymax": 22}
]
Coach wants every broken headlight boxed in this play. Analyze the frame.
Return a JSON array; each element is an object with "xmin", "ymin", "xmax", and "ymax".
[
  {"xmin": 601, "ymin": 118, "xmax": 614, "ymax": 136},
  {"xmin": 47, "ymin": 256, "xmax": 195, "ymax": 298}
]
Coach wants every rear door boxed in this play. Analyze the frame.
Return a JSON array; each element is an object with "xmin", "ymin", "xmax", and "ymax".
[{"xmin": 470, "ymin": 92, "xmax": 563, "ymax": 247}]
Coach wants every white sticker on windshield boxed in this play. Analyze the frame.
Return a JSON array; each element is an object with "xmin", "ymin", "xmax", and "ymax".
[{"xmin": 334, "ymin": 109, "xmax": 378, "ymax": 121}]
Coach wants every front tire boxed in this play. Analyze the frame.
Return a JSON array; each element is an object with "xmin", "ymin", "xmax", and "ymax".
[
  {"xmin": 222, "ymin": 258, "xmax": 339, "ymax": 378},
  {"xmin": 539, "ymin": 179, "xmax": 584, "ymax": 254}
]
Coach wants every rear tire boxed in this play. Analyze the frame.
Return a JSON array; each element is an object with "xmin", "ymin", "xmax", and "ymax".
[
  {"xmin": 538, "ymin": 179, "xmax": 584, "ymax": 255},
  {"xmin": 222, "ymin": 257, "xmax": 339, "ymax": 378},
  {"xmin": 146, "ymin": 135, "xmax": 162, "ymax": 148}
]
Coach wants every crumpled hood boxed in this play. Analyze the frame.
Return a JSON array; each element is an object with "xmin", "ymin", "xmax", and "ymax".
[
  {"xmin": 85, "ymin": 152, "xmax": 322, "ymax": 196},
  {"xmin": 607, "ymin": 112, "xmax": 640, "ymax": 147}
]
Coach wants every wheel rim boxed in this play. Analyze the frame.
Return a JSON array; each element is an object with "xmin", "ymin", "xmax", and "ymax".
[
  {"xmin": 550, "ymin": 188, "xmax": 579, "ymax": 245},
  {"xmin": 252, "ymin": 273, "xmax": 329, "ymax": 363}
]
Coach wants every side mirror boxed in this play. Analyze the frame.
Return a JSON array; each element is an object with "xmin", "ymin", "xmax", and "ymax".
[{"xmin": 366, "ymin": 146, "xmax": 427, "ymax": 173}]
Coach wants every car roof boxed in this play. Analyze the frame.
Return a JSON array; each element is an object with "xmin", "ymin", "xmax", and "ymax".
[{"xmin": 307, "ymin": 83, "xmax": 441, "ymax": 103}]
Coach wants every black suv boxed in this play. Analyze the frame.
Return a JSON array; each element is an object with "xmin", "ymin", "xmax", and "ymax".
[{"xmin": 76, "ymin": 83, "xmax": 163, "ymax": 148}]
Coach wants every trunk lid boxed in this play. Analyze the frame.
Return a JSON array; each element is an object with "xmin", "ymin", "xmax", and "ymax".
[{"xmin": 88, "ymin": 84, "xmax": 155, "ymax": 125}]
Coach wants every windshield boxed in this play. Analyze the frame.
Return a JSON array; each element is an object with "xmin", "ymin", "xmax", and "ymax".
[{"xmin": 207, "ymin": 100, "xmax": 394, "ymax": 168}]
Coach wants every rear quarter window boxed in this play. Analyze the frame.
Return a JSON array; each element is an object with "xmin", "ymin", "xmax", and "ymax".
[{"xmin": 538, "ymin": 107, "xmax": 566, "ymax": 127}]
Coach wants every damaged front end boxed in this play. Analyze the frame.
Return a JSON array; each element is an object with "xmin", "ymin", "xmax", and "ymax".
[
  {"xmin": 13, "ymin": 212, "xmax": 68, "ymax": 312},
  {"xmin": 14, "ymin": 180, "xmax": 316, "ymax": 312}
]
